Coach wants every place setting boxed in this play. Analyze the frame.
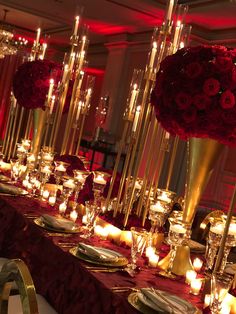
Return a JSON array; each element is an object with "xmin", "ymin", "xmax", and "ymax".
[
  {"xmin": 34, "ymin": 214, "xmax": 81, "ymax": 234},
  {"xmin": 127, "ymin": 287, "xmax": 201, "ymax": 314},
  {"xmin": 70, "ymin": 242, "xmax": 129, "ymax": 268}
]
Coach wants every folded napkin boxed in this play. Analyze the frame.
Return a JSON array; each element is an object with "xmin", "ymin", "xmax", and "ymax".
[
  {"xmin": 189, "ymin": 239, "xmax": 205, "ymax": 252},
  {"xmin": 0, "ymin": 183, "xmax": 27, "ymax": 195},
  {"xmin": 225, "ymin": 264, "xmax": 236, "ymax": 275},
  {"xmin": 41, "ymin": 214, "xmax": 76, "ymax": 231},
  {"xmin": 140, "ymin": 288, "xmax": 195, "ymax": 314},
  {"xmin": 77, "ymin": 243, "xmax": 118, "ymax": 262}
]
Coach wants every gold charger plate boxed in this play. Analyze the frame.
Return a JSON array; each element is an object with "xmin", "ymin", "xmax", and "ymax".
[
  {"xmin": 128, "ymin": 291, "xmax": 202, "ymax": 314},
  {"xmin": 34, "ymin": 217, "xmax": 81, "ymax": 234},
  {"xmin": 69, "ymin": 246, "xmax": 128, "ymax": 267}
]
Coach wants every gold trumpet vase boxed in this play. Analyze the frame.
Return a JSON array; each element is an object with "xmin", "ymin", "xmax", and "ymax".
[
  {"xmin": 159, "ymin": 137, "xmax": 224, "ymax": 275},
  {"xmin": 32, "ymin": 108, "xmax": 46, "ymax": 154}
]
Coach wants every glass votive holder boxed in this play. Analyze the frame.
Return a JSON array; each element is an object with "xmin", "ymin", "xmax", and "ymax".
[
  {"xmin": 146, "ymin": 246, "xmax": 156, "ymax": 258},
  {"xmin": 70, "ymin": 209, "xmax": 78, "ymax": 222},
  {"xmin": 190, "ymin": 279, "xmax": 202, "ymax": 295},
  {"xmin": 193, "ymin": 258, "xmax": 203, "ymax": 272},
  {"xmin": 48, "ymin": 194, "xmax": 56, "ymax": 206},
  {"xmin": 186, "ymin": 270, "xmax": 197, "ymax": 285},
  {"xmin": 204, "ymin": 294, "xmax": 211, "ymax": 308},
  {"xmin": 59, "ymin": 201, "xmax": 67, "ymax": 215},
  {"xmin": 42, "ymin": 189, "xmax": 50, "ymax": 200},
  {"xmin": 148, "ymin": 254, "xmax": 159, "ymax": 267}
]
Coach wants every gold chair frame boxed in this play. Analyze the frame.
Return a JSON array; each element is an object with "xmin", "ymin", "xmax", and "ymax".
[{"xmin": 0, "ymin": 259, "xmax": 39, "ymax": 314}]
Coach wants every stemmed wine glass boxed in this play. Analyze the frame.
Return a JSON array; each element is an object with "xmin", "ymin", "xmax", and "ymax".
[
  {"xmin": 129, "ymin": 227, "xmax": 148, "ymax": 271},
  {"xmin": 159, "ymin": 218, "xmax": 190, "ymax": 278}
]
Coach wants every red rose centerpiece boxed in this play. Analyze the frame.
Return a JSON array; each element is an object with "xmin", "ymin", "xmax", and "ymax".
[
  {"xmin": 13, "ymin": 60, "xmax": 61, "ymax": 154},
  {"xmin": 152, "ymin": 46, "xmax": 236, "ymax": 275},
  {"xmin": 152, "ymin": 45, "xmax": 236, "ymax": 145}
]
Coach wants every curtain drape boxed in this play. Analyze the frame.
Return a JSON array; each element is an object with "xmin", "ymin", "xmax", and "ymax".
[{"xmin": 0, "ymin": 53, "xmax": 23, "ymax": 140}]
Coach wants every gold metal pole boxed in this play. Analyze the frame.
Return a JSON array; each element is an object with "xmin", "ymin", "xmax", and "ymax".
[
  {"xmin": 2, "ymin": 103, "xmax": 16, "ymax": 154},
  {"xmin": 113, "ymin": 132, "xmax": 135, "ymax": 217},
  {"xmin": 12, "ymin": 107, "xmax": 25, "ymax": 157},
  {"xmin": 7, "ymin": 105, "xmax": 20, "ymax": 160},
  {"xmin": 165, "ymin": 136, "xmax": 179, "ymax": 190},
  {"xmin": 104, "ymin": 120, "xmax": 130, "ymax": 209},
  {"xmin": 24, "ymin": 110, "xmax": 32, "ymax": 139},
  {"xmin": 135, "ymin": 117, "xmax": 159, "ymax": 216},
  {"xmin": 75, "ymin": 114, "xmax": 86, "ymax": 155},
  {"xmin": 61, "ymin": 71, "xmax": 84, "ymax": 154}
]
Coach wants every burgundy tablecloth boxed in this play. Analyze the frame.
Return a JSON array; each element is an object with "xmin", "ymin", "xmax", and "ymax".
[{"xmin": 0, "ymin": 194, "xmax": 203, "ymax": 314}]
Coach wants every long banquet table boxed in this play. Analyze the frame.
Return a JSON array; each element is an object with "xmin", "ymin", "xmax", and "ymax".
[{"xmin": 0, "ymin": 193, "xmax": 204, "ymax": 314}]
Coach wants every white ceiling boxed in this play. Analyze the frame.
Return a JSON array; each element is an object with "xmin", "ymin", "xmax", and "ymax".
[{"xmin": 0, "ymin": 0, "xmax": 235, "ymax": 49}]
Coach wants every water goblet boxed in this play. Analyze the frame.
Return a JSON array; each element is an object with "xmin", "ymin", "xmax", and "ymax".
[
  {"xmin": 54, "ymin": 161, "xmax": 68, "ymax": 188},
  {"xmin": 81, "ymin": 200, "xmax": 99, "ymax": 238},
  {"xmin": 73, "ymin": 169, "xmax": 90, "ymax": 205},
  {"xmin": 62, "ymin": 178, "xmax": 76, "ymax": 205},
  {"xmin": 210, "ymin": 272, "xmax": 233, "ymax": 314},
  {"xmin": 129, "ymin": 227, "xmax": 148, "ymax": 271},
  {"xmin": 159, "ymin": 218, "xmax": 190, "ymax": 278},
  {"xmin": 93, "ymin": 171, "xmax": 109, "ymax": 208}
]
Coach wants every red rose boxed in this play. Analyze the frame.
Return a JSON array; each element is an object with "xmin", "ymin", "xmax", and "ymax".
[
  {"xmin": 183, "ymin": 107, "xmax": 197, "ymax": 123},
  {"xmin": 216, "ymin": 56, "xmax": 233, "ymax": 72},
  {"xmin": 203, "ymin": 78, "xmax": 220, "ymax": 96},
  {"xmin": 185, "ymin": 62, "xmax": 202, "ymax": 78},
  {"xmin": 220, "ymin": 90, "xmax": 235, "ymax": 109},
  {"xmin": 175, "ymin": 92, "xmax": 192, "ymax": 109},
  {"xmin": 193, "ymin": 94, "xmax": 211, "ymax": 110}
]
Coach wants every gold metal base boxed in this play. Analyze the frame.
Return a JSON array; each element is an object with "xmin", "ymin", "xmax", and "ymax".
[{"xmin": 158, "ymin": 245, "xmax": 193, "ymax": 276}]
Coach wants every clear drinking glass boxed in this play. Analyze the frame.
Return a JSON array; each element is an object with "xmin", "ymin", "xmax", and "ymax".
[
  {"xmin": 210, "ymin": 272, "xmax": 233, "ymax": 314},
  {"xmin": 81, "ymin": 200, "xmax": 99, "ymax": 238},
  {"xmin": 130, "ymin": 227, "xmax": 148, "ymax": 270}
]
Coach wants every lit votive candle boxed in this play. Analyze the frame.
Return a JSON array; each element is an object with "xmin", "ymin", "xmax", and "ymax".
[
  {"xmin": 22, "ymin": 179, "xmax": 29, "ymax": 188},
  {"xmin": 193, "ymin": 258, "xmax": 203, "ymax": 272},
  {"xmin": 59, "ymin": 202, "xmax": 67, "ymax": 214},
  {"xmin": 186, "ymin": 270, "xmax": 197, "ymax": 284},
  {"xmin": 42, "ymin": 153, "xmax": 54, "ymax": 162},
  {"xmin": 100, "ymin": 227, "xmax": 109, "ymax": 240},
  {"xmin": 204, "ymin": 294, "xmax": 211, "ymax": 308},
  {"xmin": 48, "ymin": 196, "xmax": 56, "ymax": 206},
  {"xmin": 55, "ymin": 164, "xmax": 66, "ymax": 172},
  {"xmin": 190, "ymin": 279, "xmax": 202, "ymax": 295},
  {"xmin": 148, "ymin": 254, "xmax": 159, "ymax": 267},
  {"xmin": 82, "ymin": 215, "xmax": 87, "ymax": 225},
  {"xmin": 158, "ymin": 191, "xmax": 171, "ymax": 203},
  {"xmin": 42, "ymin": 190, "xmax": 50, "ymax": 199},
  {"xmin": 63, "ymin": 179, "xmax": 75, "ymax": 189},
  {"xmin": 146, "ymin": 246, "xmax": 156, "ymax": 258},
  {"xmin": 70, "ymin": 210, "xmax": 78, "ymax": 222},
  {"xmin": 41, "ymin": 165, "xmax": 51, "ymax": 174},
  {"xmin": 27, "ymin": 154, "xmax": 35, "ymax": 163},
  {"xmin": 94, "ymin": 175, "xmax": 106, "ymax": 185},
  {"xmin": 150, "ymin": 201, "xmax": 165, "ymax": 213}
]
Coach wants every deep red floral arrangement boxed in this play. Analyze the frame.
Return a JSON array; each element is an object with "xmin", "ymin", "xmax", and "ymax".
[
  {"xmin": 13, "ymin": 60, "xmax": 61, "ymax": 110},
  {"xmin": 151, "ymin": 45, "xmax": 236, "ymax": 146}
]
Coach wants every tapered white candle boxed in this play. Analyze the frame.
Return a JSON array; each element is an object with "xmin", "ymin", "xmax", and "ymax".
[
  {"xmin": 76, "ymin": 101, "xmax": 82, "ymax": 121},
  {"xmin": 49, "ymin": 95, "xmax": 55, "ymax": 115},
  {"xmin": 84, "ymin": 88, "xmax": 92, "ymax": 111},
  {"xmin": 149, "ymin": 41, "xmax": 157, "ymax": 68},
  {"xmin": 73, "ymin": 16, "xmax": 80, "ymax": 36},
  {"xmin": 166, "ymin": 0, "xmax": 174, "ymax": 21},
  {"xmin": 41, "ymin": 43, "xmax": 47, "ymax": 59},
  {"xmin": 132, "ymin": 106, "xmax": 141, "ymax": 132},
  {"xmin": 47, "ymin": 79, "xmax": 54, "ymax": 104},
  {"xmin": 35, "ymin": 28, "xmax": 41, "ymax": 46},
  {"xmin": 129, "ymin": 84, "xmax": 138, "ymax": 115}
]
